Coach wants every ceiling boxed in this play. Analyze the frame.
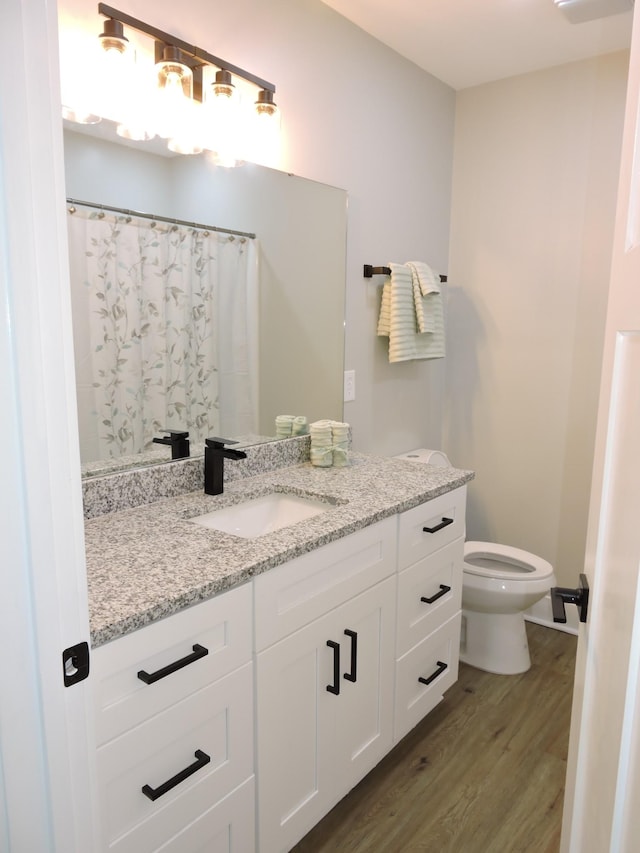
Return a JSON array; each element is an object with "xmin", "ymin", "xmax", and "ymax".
[{"xmin": 319, "ymin": 0, "xmax": 634, "ymax": 90}]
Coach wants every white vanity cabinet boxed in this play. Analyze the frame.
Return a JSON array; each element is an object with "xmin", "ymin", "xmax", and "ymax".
[
  {"xmin": 91, "ymin": 582, "xmax": 255, "ymax": 853},
  {"xmin": 254, "ymin": 517, "xmax": 397, "ymax": 853},
  {"xmin": 89, "ymin": 482, "xmax": 468, "ymax": 853},
  {"xmin": 394, "ymin": 486, "xmax": 466, "ymax": 742}
]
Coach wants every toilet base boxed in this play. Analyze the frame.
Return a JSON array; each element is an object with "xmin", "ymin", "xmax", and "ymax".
[{"xmin": 459, "ymin": 608, "xmax": 531, "ymax": 675}]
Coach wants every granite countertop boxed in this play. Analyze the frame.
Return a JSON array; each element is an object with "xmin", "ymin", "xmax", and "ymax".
[{"xmin": 85, "ymin": 453, "xmax": 474, "ymax": 647}]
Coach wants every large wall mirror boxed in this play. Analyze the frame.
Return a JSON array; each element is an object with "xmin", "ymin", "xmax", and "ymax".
[{"xmin": 63, "ymin": 124, "xmax": 347, "ymax": 477}]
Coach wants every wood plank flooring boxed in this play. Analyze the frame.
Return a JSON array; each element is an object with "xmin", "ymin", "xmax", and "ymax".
[{"xmin": 292, "ymin": 623, "xmax": 577, "ymax": 853}]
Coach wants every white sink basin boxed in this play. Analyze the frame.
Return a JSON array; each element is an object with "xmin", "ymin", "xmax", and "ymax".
[{"xmin": 190, "ymin": 492, "xmax": 330, "ymax": 539}]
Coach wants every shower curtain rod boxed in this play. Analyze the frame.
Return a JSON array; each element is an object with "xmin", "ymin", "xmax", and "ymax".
[
  {"xmin": 363, "ymin": 264, "xmax": 447, "ymax": 282},
  {"xmin": 66, "ymin": 198, "xmax": 256, "ymax": 240}
]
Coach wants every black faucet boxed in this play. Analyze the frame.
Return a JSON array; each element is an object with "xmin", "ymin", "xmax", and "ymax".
[
  {"xmin": 204, "ymin": 437, "xmax": 247, "ymax": 495},
  {"xmin": 152, "ymin": 430, "xmax": 190, "ymax": 460}
]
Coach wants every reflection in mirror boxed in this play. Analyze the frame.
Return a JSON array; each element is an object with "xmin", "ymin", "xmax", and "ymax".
[{"xmin": 63, "ymin": 125, "xmax": 348, "ymax": 477}]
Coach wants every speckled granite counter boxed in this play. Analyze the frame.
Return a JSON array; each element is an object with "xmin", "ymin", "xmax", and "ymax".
[{"xmin": 86, "ymin": 453, "xmax": 474, "ymax": 648}]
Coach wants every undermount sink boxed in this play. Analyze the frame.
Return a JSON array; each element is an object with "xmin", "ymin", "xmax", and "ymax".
[{"xmin": 190, "ymin": 492, "xmax": 330, "ymax": 539}]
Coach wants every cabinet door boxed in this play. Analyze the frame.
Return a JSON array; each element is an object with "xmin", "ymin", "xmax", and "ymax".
[
  {"xmin": 328, "ymin": 576, "xmax": 396, "ymax": 795},
  {"xmin": 256, "ymin": 577, "xmax": 396, "ymax": 853},
  {"xmin": 256, "ymin": 608, "xmax": 333, "ymax": 853}
]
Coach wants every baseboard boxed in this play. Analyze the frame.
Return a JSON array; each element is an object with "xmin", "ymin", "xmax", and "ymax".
[{"xmin": 524, "ymin": 592, "xmax": 579, "ymax": 635}]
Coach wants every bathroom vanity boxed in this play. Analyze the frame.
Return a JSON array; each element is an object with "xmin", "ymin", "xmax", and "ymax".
[{"xmin": 85, "ymin": 449, "xmax": 472, "ymax": 852}]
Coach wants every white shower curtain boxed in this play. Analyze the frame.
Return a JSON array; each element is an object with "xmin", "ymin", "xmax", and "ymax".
[{"xmin": 68, "ymin": 207, "xmax": 258, "ymax": 462}]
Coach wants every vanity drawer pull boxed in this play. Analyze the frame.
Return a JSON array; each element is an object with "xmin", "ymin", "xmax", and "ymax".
[
  {"xmin": 423, "ymin": 517, "xmax": 454, "ymax": 534},
  {"xmin": 418, "ymin": 660, "xmax": 448, "ymax": 687},
  {"xmin": 137, "ymin": 643, "xmax": 209, "ymax": 685},
  {"xmin": 141, "ymin": 749, "xmax": 210, "ymax": 801},
  {"xmin": 421, "ymin": 584, "xmax": 451, "ymax": 605},
  {"xmin": 326, "ymin": 640, "xmax": 341, "ymax": 695},
  {"xmin": 344, "ymin": 629, "xmax": 357, "ymax": 683}
]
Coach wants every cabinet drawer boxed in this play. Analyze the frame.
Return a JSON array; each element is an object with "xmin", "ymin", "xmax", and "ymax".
[
  {"xmin": 135, "ymin": 776, "xmax": 255, "ymax": 853},
  {"xmin": 396, "ymin": 539, "xmax": 463, "ymax": 658},
  {"xmin": 394, "ymin": 612, "xmax": 461, "ymax": 743},
  {"xmin": 254, "ymin": 516, "xmax": 396, "ymax": 651},
  {"xmin": 398, "ymin": 487, "xmax": 466, "ymax": 570},
  {"xmin": 96, "ymin": 663, "xmax": 253, "ymax": 852},
  {"xmin": 93, "ymin": 583, "xmax": 252, "ymax": 746}
]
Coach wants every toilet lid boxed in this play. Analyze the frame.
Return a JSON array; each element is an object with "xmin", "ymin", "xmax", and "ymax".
[{"xmin": 463, "ymin": 541, "xmax": 554, "ymax": 581}]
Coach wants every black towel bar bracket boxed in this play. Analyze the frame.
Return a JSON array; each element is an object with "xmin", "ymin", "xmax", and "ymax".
[{"xmin": 364, "ymin": 264, "xmax": 447, "ymax": 282}]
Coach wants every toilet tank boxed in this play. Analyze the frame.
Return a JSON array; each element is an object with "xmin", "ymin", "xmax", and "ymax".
[{"xmin": 394, "ymin": 448, "xmax": 451, "ymax": 467}]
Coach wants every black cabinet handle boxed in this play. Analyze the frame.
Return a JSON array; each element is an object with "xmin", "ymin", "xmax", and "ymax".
[
  {"xmin": 418, "ymin": 660, "xmax": 448, "ymax": 686},
  {"xmin": 141, "ymin": 749, "xmax": 210, "ymax": 801},
  {"xmin": 326, "ymin": 640, "xmax": 340, "ymax": 695},
  {"xmin": 423, "ymin": 517, "xmax": 454, "ymax": 534},
  {"xmin": 137, "ymin": 643, "xmax": 208, "ymax": 685},
  {"xmin": 343, "ymin": 629, "xmax": 358, "ymax": 683},
  {"xmin": 421, "ymin": 584, "xmax": 451, "ymax": 605}
]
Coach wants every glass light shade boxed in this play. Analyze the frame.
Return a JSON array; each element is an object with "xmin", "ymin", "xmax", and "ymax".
[
  {"xmin": 168, "ymin": 100, "xmax": 204, "ymax": 155},
  {"xmin": 60, "ymin": 30, "xmax": 102, "ymax": 125},
  {"xmin": 95, "ymin": 23, "xmax": 134, "ymax": 123},
  {"xmin": 203, "ymin": 70, "xmax": 241, "ymax": 166},
  {"xmin": 61, "ymin": 104, "xmax": 101, "ymax": 125},
  {"xmin": 155, "ymin": 47, "xmax": 194, "ymax": 139},
  {"xmin": 116, "ymin": 61, "xmax": 155, "ymax": 141},
  {"xmin": 244, "ymin": 89, "xmax": 281, "ymax": 167}
]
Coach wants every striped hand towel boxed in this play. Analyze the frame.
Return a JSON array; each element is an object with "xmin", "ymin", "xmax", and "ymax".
[
  {"xmin": 377, "ymin": 263, "xmax": 446, "ymax": 362},
  {"xmin": 407, "ymin": 261, "xmax": 441, "ymax": 334}
]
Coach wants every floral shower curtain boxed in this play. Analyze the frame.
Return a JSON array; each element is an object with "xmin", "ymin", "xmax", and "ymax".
[{"xmin": 68, "ymin": 207, "xmax": 258, "ymax": 462}]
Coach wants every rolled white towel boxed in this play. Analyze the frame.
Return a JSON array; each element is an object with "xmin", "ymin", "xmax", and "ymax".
[
  {"xmin": 292, "ymin": 416, "xmax": 308, "ymax": 435},
  {"xmin": 275, "ymin": 414, "xmax": 295, "ymax": 437},
  {"xmin": 333, "ymin": 446, "xmax": 349, "ymax": 467},
  {"xmin": 310, "ymin": 446, "xmax": 333, "ymax": 467}
]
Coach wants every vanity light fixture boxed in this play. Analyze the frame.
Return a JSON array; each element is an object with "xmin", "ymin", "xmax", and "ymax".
[{"xmin": 62, "ymin": 3, "xmax": 281, "ymax": 165}]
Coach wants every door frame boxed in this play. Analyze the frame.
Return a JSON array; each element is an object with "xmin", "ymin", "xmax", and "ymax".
[{"xmin": 561, "ymin": 4, "xmax": 640, "ymax": 850}]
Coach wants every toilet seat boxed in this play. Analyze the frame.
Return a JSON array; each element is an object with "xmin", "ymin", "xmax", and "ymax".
[{"xmin": 463, "ymin": 541, "xmax": 553, "ymax": 582}]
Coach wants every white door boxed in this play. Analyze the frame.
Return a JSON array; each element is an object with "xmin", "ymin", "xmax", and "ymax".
[
  {"xmin": 561, "ymin": 7, "xmax": 640, "ymax": 851},
  {"xmin": 0, "ymin": 0, "xmax": 98, "ymax": 850}
]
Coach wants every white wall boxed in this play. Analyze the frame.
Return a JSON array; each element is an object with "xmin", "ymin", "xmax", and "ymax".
[
  {"xmin": 58, "ymin": 0, "xmax": 457, "ymax": 455},
  {"xmin": 57, "ymin": 1, "xmax": 630, "ymax": 589},
  {"xmin": 445, "ymin": 53, "xmax": 629, "ymax": 587}
]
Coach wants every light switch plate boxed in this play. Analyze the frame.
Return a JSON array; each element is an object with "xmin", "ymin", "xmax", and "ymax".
[{"xmin": 344, "ymin": 370, "xmax": 355, "ymax": 402}]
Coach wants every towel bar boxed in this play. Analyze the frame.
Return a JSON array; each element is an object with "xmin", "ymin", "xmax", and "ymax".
[{"xmin": 364, "ymin": 264, "xmax": 447, "ymax": 282}]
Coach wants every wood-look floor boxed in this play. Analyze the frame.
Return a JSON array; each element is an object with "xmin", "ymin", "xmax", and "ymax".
[{"xmin": 292, "ymin": 623, "xmax": 577, "ymax": 853}]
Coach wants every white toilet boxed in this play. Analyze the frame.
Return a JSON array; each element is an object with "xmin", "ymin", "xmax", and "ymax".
[{"xmin": 395, "ymin": 449, "xmax": 556, "ymax": 675}]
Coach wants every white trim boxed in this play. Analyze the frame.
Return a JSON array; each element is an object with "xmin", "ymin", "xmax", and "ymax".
[{"xmin": 0, "ymin": 0, "xmax": 98, "ymax": 849}]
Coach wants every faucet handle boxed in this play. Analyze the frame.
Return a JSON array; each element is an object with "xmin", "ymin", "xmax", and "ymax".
[
  {"xmin": 153, "ymin": 430, "xmax": 190, "ymax": 459},
  {"xmin": 205, "ymin": 437, "xmax": 239, "ymax": 450}
]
